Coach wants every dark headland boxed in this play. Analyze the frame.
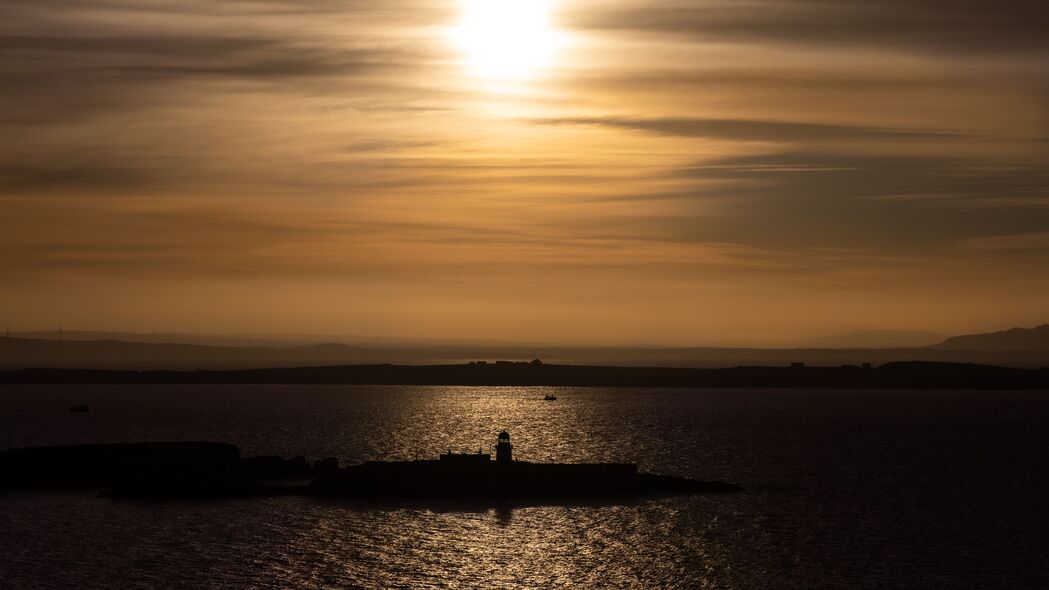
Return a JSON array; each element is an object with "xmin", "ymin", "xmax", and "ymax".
[
  {"xmin": 2, "ymin": 360, "xmax": 1048, "ymax": 389},
  {"xmin": 0, "ymin": 433, "xmax": 741, "ymax": 502}
]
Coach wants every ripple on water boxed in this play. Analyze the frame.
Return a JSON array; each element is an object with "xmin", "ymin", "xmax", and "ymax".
[{"xmin": 3, "ymin": 385, "xmax": 1049, "ymax": 588}]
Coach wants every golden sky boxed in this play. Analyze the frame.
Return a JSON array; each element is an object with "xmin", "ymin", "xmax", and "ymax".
[{"xmin": 1, "ymin": 0, "xmax": 1048, "ymax": 345}]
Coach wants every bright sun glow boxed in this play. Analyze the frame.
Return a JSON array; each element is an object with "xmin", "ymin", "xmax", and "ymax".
[{"xmin": 451, "ymin": 0, "xmax": 559, "ymax": 81}]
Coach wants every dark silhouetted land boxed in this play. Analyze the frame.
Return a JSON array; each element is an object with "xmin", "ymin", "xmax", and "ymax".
[
  {"xmin": 0, "ymin": 440, "xmax": 740, "ymax": 501},
  {"xmin": 2, "ymin": 361, "xmax": 1048, "ymax": 389},
  {"xmin": 4, "ymin": 326, "xmax": 1049, "ymax": 371},
  {"xmin": 932, "ymin": 324, "xmax": 1049, "ymax": 351}
]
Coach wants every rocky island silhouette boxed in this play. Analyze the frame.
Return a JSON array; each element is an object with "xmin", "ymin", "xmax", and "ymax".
[{"xmin": 0, "ymin": 432, "xmax": 741, "ymax": 502}]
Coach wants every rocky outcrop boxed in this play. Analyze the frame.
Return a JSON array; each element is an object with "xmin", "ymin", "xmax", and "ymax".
[
  {"xmin": 0, "ymin": 442, "xmax": 241, "ymax": 489},
  {"xmin": 0, "ymin": 442, "xmax": 738, "ymax": 502},
  {"xmin": 0, "ymin": 442, "xmax": 331, "ymax": 498}
]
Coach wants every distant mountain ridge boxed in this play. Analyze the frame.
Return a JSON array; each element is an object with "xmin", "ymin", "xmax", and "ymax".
[
  {"xmin": 801, "ymin": 329, "xmax": 944, "ymax": 349},
  {"xmin": 2, "ymin": 330, "xmax": 1049, "ymax": 370},
  {"xmin": 932, "ymin": 324, "xmax": 1049, "ymax": 351}
]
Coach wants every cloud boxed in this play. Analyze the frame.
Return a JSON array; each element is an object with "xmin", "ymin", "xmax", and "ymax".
[
  {"xmin": 0, "ymin": 162, "xmax": 164, "ymax": 192},
  {"xmin": 662, "ymin": 151, "xmax": 1049, "ymax": 250},
  {"xmin": 0, "ymin": 33, "xmax": 411, "ymax": 85},
  {"xmin": 571, "ymin": 0, "xmax": 1049, "ymax": 56},
  {"xmin": 679, "ymin": 151, "xmax": 1049, "ymax": 208},
  {"xmin": 2, "ymin": 0, "xmax": 1047, "ymax": 309},
  {"xmin": 964, "ymin": 232, "xmax": 1049, "ymax": 250},
  {"xmin": 0, "ymin": 0, "xmax": 446, "ymax": 195},
  {"xmin": 535, "ymin": 116, "xmax": 964, "ymax": 142},
  {"xmin": 0, "ymin": 0, "xmax": 433, "ymax": 128},
  {"xmin": 2, "ymin": 0, "xmax": 444, "ymax": 20}
]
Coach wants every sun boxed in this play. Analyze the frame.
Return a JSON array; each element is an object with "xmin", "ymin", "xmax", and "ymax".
[{"xmin": 450, "ymin": 0, "xmax": 559, "ymax": 81}]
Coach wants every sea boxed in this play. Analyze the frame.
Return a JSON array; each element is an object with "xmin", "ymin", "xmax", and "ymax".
[{"xmin": 2, "ymin": 385, "xmax": 1048, "ymax": 589}]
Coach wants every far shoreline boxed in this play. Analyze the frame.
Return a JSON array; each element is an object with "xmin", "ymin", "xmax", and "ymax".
[{"xmin": 1, "ymin": 361, "xmax": 1048, "ymax": 390}]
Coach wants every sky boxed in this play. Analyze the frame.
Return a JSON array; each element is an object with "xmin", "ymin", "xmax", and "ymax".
[{"xmin": 1, "ymin": 0, "xmax": 1047, "ymax": 346}]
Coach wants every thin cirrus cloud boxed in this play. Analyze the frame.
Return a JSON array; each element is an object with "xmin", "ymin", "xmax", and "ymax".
[
  {"xmin": 965, "ymin": 232, "xmax": 1049, "ymax": 251},
  {"xmin": 0, "ymin": 35, "xmax": 407, "ymax": 80},
  {"xmin": 1, "ymin": 0, "xmax": 1048, "ymax": 340},
  {"xmin": 661, "ymin": 152, "xmax": 1049, "ymax": 249},
  {"xmin": 0, "ymin": 31, "xmax": 418, "ymax": 131},
  {"xmin": 0, "ymin": 0, "xmax": 437, "ymax": 117},
  {"xmin": 570, "ymin": 0, "xmax": 1049, "ymax": 55},
  {"xmin": 534, "ymin": 116, "xmax": 967, "ymax": 142},
  {"xmin": 0, "ymin": 0, "xmax": 445, "ymax": 197}
]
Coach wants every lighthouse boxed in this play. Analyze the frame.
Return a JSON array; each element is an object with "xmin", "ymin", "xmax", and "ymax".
[{"xmin": 496, "ymin": 430, "xmax": 513, "ymax": 463}]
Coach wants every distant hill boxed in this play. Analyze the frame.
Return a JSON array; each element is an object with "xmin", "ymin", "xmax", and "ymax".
[
  {"xmin": 801, "ymin": 329, "xmax": 944, "ymax": 349},
  {"xmin": 932, "ymin": 324, "xmax": 1049, "ymax": 351}
]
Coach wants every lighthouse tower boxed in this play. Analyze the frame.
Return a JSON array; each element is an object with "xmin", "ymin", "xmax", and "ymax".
[{"xmin": 496, "ymin": 430, "xmax": 513, "ymax": 463}]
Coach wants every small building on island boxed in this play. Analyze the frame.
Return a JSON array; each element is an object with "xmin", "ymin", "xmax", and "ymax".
[
  {"xmin": 437, "ymin": 430, "xmax": 514, "ymax": 464},
  {"xmin": 496, "ymin": 430, "xmax": 513, "ymax": 463}
]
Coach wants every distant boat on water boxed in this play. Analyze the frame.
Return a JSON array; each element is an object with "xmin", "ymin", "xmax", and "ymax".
[
  {"xmin": 542, "ymin": 395, "xmax": 557, "ymax": 401},
  {"xmin": 67, "ymin": 405, "xmax": 90, "ymax": 413}
]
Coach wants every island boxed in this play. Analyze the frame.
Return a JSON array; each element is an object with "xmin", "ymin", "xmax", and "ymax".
[
  {"xmin": 309, "ymin": 431, "xmax": 740, "ymax": 499},
  {"xmin": 0, "ymin": 432, "xmax": 741, "ymax": 502}
]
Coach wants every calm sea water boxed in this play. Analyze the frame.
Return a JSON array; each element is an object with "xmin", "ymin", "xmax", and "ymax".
[{"xmin": 2, "ymin": 385, "xmax": 1048, "ymax": 589}]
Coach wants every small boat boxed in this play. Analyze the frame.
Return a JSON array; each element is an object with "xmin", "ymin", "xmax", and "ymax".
[
  {"xmin": 67, "ymin": 405, "xmax": 90, "ymax": 413},
  {"xmin": 542, "ymin": 395, "xmax": 557, "ymax": 401}
]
